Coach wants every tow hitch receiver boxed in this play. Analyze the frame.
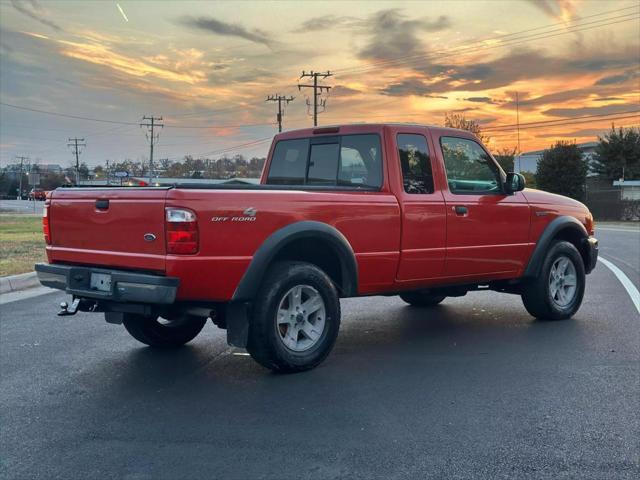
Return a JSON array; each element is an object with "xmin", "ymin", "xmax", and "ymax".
[{"xmin": 58, "ymin": 299, "xmax": 80, "ymax": 316}]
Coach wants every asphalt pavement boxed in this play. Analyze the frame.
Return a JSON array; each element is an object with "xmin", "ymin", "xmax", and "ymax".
[{"xmin": 1, "ymin": 227, "xmax": 638, "ymax": 480}]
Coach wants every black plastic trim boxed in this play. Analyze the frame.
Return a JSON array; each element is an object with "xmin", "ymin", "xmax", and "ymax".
[
  {"xmin": 232, "ymin": 220, "xmax": 359, "ymax": 302},
  {"xmin": 582, "ymin": 236, "xmax": 599, "ymax": 274},
  {"xmin": 523, "ymin": 216, "xmax": 589, "ymax": 278},
  {"xmin": 35, "ymin": 263, "xmax": 179, "ymax": 304}
]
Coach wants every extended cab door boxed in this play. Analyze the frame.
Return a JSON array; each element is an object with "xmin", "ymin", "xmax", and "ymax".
[
  {"xmin": 431, "ymin": 133, "xmax": 531, "ymax": 278},
  {"xmin": 392, "ymin": 129, "xmax": 447, "ymax": 282}
]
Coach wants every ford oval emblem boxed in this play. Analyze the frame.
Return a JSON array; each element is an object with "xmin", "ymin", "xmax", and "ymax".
[{"xmin": 144, "ymin": 233, "xmax": 157, "ymax": 242}]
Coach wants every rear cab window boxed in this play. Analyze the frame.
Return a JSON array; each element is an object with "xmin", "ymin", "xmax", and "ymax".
[
  {"xmin": 267, "ymin": 134, "xmax": 382, "ymax": 189},
  {"xmin": 397, "ymin": 133, "xmax": 434, "ymax": 194}
]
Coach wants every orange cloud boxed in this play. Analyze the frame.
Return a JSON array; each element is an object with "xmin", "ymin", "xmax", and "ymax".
[{"xmin": 58, "ymin": 39, "xmax": 206, "ymax": 85}]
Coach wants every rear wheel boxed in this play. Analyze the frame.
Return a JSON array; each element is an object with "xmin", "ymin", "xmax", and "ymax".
[
  {"xmin": 521, "ymin": 240, "xmax": 585, "ymax": 320},
  {"xmin": 122, "ymin": 314, "xmax": 207, "ymax": 347},
  {"xmin": 246, "ymin": 261, "xmax": 341, "ymax": 373},
  {"xmin": 400, "ymin": 291, "xmax": 446, "ymax": 307}
]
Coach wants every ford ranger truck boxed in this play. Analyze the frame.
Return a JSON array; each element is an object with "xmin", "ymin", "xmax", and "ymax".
[{"xmin": 36, "ymin": 124, "xmax": 598, "ymax": 372}]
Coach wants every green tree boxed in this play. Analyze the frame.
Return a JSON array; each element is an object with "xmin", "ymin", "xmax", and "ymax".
[
  {"xmin": 591, "ymin": 125, "xmax": 640, "ymax": 180},
  {"xmin": 40, "ymin": 173, "xmax": 65, "ymax": 190},
  {"xmin": 521, "ymin": 171, "xmax": 536, "ymax": 189},
  {"xmin": 536, "ymin": 142, "xmax": 587, "ymax": 201},
  {"xmin": 78, "ymin": 162, "xmax": 90, "ymax": 180},
  {"xmin": 493, "ymin": 146, "xmax": 517, "ymax": 172}
]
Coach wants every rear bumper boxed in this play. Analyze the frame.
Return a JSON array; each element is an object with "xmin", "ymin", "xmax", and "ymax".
[
  {"xmin": 35, "ymin": 263, "xmax": 179, "ymax": 304},
  {"xmin": 583, "ymin": 236, "xmax": 598, "ymax": 274}
]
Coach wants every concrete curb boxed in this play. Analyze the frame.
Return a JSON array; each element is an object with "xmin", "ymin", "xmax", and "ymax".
[{"xmin": 0, "ymin": 272, "xmax": 40, "ymax": 295}]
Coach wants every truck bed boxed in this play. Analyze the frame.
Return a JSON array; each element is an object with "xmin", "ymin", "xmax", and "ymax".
[{"xmin": 47, "ymin": 185, "xmax": 402, "ymax": 301}]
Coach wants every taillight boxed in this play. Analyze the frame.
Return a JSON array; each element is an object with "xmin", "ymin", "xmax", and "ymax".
[
  {"xmin": 43, "ymin": 201, "xmax": 51, "ymax": 245},
  {"xmin": 166, "ymin": 208, "xmax": 198, "ymax": 254}
]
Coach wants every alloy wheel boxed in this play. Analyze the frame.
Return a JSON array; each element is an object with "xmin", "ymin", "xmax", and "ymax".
[{"xmin": 276, "ymin": 285, "xmax": 326, "ymax": 352}]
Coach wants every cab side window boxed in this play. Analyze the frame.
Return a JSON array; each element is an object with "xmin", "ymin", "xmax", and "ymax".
[
  {"xmin": 398, "ymin": 134, "xmax": 434, "ymax": 194},
  {"xmin": 440, "ymin": 137, "xmax": 501, "ymax": 194}
]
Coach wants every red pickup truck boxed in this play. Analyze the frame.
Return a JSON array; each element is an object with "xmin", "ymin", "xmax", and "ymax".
[{"xmin": 36, "ymin": 124, "xmax": 598, "ymax": 372}]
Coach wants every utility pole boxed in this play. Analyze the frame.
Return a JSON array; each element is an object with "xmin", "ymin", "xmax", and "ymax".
[
  {"xmin": 515, "ymin": 92, "xmax": 521, "ymax": 173},
  {"xmin": 67, "ymin": 138, "xmax": 86, "ymax": 185},
  {"xmin": 140, "ymin": 115, "xmax": 163, "ymax": 184},
  {"xmin": 266, "ymin": 94, "xmax": 295, "ymax": 132},
  {"xmin": 15, "ymin": 155, "xmax": 29, "ymax": 199},
  {"xmin": 298, "ymin": 70, "xmax": 332, "ymax": 127}
]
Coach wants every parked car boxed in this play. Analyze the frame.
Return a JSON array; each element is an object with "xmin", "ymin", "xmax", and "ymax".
[
  {"xmin": 28, "ymin": 188, "xmax": 47, "ymax": 201},
  {"xmin": 36, "ymin": 124, "xmax": 598, "ymax": 372}
]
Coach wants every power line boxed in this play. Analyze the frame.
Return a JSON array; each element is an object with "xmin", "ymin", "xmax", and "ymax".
[
  {"xmin": 483, "ymin": 109, "xmax": 640, "ymax": 132},
  {"xmin": 190, "ymin": 137, "xmax": 272, "ymax": 157},
  {"xmin": 485, "ymin": 115, "xmax": 640, "ymax": 138},
  {"xmin": 167, "ymin": 137, "xmax": 273, "ymax": 161},
  {"xmin": 1, "ymin": 102, "xmax": 138, "ymax": 125},
  {"xmin": 266, "ymin": 94, "xmax": 295, "ymax": 132},
  {"xmin": 67, "ymin": 138, "xmax": 86, "ymax": 185},
  {"xmin": 338, "ymin": 16, "xmax": 639, "ymax": 77},
  {"xmin": 298, "ymin": 71, "xmax": 333, "ymax": 127},
  {"xmin": 140, "ymin": 116, "xmax": 163, "ymax": 183},
  {"xmin": 0, "ymin": 101, "xmax": 274, "ymax": 130},
  {"xmin": 337, "ymin": 5, "xmax": 639, "ymax": 73},
  {"xmin": 335, "ymin": 8, "xmax": 639, "ymax": 75},
  {"xmin": 163, "ymin": 121, "xmax": 275, "ymax": 129}
]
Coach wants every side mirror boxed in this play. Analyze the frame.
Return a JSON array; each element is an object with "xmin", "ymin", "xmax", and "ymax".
[{"xmin": 504, "ymin": 172, "xmax": 526, "ymax": 194}]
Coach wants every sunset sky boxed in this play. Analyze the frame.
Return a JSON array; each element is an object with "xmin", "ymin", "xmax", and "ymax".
[{"xmin": 0, "ymin": 0, "xmax": 638, "ymax": 168}]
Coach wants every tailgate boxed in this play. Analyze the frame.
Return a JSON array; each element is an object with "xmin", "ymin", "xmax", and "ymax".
[{"xmin": 48, "ymin": 188, "xmax": 170, "ymax": 272}]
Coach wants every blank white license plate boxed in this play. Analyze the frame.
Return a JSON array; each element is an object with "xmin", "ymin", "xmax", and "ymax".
[{"xmin": 90, "ymin": 273, "xmax": 112, "ymax": 292}]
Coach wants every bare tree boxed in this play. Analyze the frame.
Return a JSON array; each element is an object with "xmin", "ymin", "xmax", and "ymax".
[{"xmin": 444, "ymin": 112, "xmax": 488, "ymax": 143}]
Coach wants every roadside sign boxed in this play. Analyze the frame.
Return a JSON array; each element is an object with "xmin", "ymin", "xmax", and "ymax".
[
  {"xmin": 28, "ymin": 173, "xmax": 41, "ymax": 186},
  {"xmin": 114, "ymin": 171, "xmax": 129, "ymax": 178}
]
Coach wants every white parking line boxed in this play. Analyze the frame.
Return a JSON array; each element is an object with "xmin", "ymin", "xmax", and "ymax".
[
  {"xmin": 597, "ymin": 227, "xmax": 640, "ymax": 233},
  {"xmin": 598, "ymin": 257, "xmax": 640, "ymax": 315}
]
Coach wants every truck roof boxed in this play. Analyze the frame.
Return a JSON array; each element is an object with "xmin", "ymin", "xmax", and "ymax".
[{"xmin": 275, "ymin": 123, "xmax": 479, "ymax": 141}]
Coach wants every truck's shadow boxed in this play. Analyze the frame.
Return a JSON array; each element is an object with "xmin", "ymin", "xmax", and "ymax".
[{"xmin": 82, "ymin": 300, "xmax": 589, "ymax": 401}]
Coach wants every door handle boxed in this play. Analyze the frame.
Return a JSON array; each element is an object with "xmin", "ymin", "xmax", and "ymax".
[{"xmin": 454, "ymin": 205, "xmax": 468, "ymax": 216}]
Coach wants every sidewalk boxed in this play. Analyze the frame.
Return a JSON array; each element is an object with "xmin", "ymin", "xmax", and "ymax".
[{"xmin": 0, "ymin": 271, "xmax": 39, "ymax": 294}]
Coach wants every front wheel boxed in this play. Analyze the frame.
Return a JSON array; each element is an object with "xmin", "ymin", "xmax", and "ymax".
[
  {"xmin": 521, "ymin": 240, "xmax": 586, "ymax": 320},
  {"xmin": 122, "ymin": 314, "xmax": 207, "ymax": 348},
  {"xmin": 246, "ymin": 261, "xmax": 341, "ymax": 373}
]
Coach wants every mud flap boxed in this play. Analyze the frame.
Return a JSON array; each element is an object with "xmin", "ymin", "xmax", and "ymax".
[{"xmin": 226, "ymin": 302, "xmax": 250, "ymax": 348}]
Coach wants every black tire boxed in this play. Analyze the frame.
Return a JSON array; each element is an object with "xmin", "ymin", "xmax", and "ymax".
[
  {"xmin": 400, "ymin": 291, "xmax": 446, "ymax": 307},
  {"xmin": 122, "ymin": 314, "xmax": 207, "ymax": 348},
  {"xmin": 246, "ymin": 261, "xmax": 341, "ymax": 373},
  {"xmin": 521, "ymin": 240, "xmax": 585, "ymax": 320}
]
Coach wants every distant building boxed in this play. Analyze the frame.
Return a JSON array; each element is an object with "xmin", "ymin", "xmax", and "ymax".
[
  {"xmin": 514, "ymin": 141, "xmax": 598, "ymax": 174},
  {"xmin": 612, "ymin": 180, "xmax": 640, "ymax": 201}
]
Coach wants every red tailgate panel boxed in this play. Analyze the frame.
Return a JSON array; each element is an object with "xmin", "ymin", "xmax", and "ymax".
[{"xmin": 48, "ymin": 188, "xmax": 168, "ymax": 272}]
